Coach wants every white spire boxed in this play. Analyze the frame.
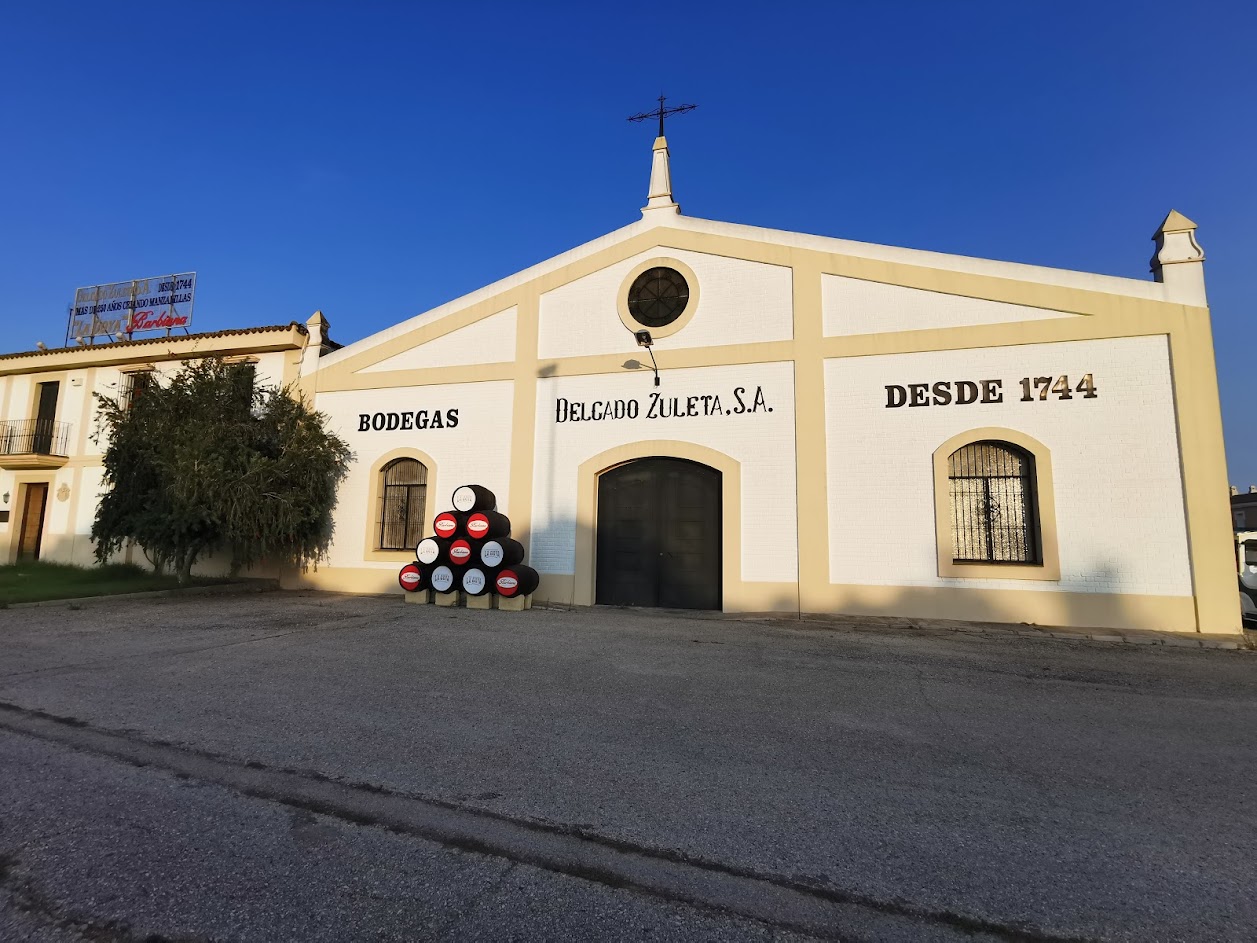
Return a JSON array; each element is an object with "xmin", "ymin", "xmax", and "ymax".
[{"xmin": 642, "ymin": 135, "xmax": 680, "ymax": 217}]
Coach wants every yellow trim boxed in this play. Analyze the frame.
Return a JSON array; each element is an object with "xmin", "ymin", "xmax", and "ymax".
[
  {"xmin": 4, "ymin": 474, "xmax": 55, "ymax": 564},
  {"xmin": 286, "ymin": 562, "xmax": 1205, "ymax": 634},
  {"xmin": 312, "ymin": 309, "xmax": 1207, "ymax": 393},
  {"xmin": 507, "ymin": 292, "xmax": 541, "ymax": 554},
  {"xmin": 0, "ymin": 326, "xmax": 308, "ymax": 377},
  {"xmin": 1164, "ymin": 311, "xmax": 1241, "ymax": 633},
  {"xmin": 0, "ymin": 454, "xmax": 68, "ymax": 471},
  {"xmin": 792, "ymin": 256, "xmax": 827, "ymax": 613},
  {"xmin": 76, "ymin": 367, "xmax": 98, "ymax": 458},
  {"xmin": 65, "ymin": 464, "xmax": 85, "ymax": 563},
  {"xmin": 281, "ymin": 334, "xmax": 306, "ymax": 389},
  {"xmin": 27, "ymin": 372, "xmax": 68, "ymax": 425},
  {"xmin": 313, "ymin": 229, "xmax": 1205, "ymax": 394},
  {"xmin": 361, "ymin": 448, "xmax": 438, "ymax": 563},
  {"xmin": 809, "ymin": 583, "xmax": 1199, "ymax": 634},
  {"xmin": 337, "ymin": 290, "xmax": 531, "ymax": 383},
  {"xmin": 615, "ymin": 256, "xmax": 702, "ymax": 340},
  {"xmin": 283, "ymin": 564, "xmax": 403, "ymax": 594},
  {"xmin": 932, "ymin": 428, "xmax": 1060, "ymax": 581}
]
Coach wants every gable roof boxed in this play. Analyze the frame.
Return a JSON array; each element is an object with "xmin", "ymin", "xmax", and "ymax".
[{"xmin": 320, "ymin": 212, "xmax": 1178, "ymax": 369}]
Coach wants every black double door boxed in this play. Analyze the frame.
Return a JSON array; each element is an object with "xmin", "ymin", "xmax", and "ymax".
[{"xmin": 595, "ymin": 458, "xmax": 721, "ymax": 610}]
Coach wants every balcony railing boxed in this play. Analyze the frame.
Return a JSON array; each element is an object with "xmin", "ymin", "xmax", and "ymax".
[{"xmin": 0, "ymin": 419, "xmax": 72, "ymax": 457}]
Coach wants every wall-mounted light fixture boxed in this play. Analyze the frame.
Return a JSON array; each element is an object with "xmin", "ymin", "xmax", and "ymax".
[
  {"xmin": 634, "ymin": 330, "xmax": 660, "ymax": 387},
  {"xmin": 2, "ymin": 492, "xmax": 9, "ymax": 505}
]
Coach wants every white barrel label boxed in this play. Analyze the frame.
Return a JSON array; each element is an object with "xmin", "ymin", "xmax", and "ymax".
[
  {"xmin": 452, "ymin": 487, "xmax": 477, "ymax": 512},
  {"xmin": 462, "ymin": 569, "xmax": 486, "ymax": 594},
  {"xmin": 481, "ymin": 541, "xmax": 504, "ymax": 566},
  {"xmin": 450, "ymin": 540, "xmax": 472, "ymax": 564},
  {"xmin": 416, "ymin": 538, "xmax": 441, "ymax": 564},
  {"xmin": 431, "ymin": 566, "xmax": 455, "ymax": 593}
]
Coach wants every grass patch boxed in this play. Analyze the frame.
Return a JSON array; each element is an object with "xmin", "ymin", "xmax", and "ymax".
[{"xmin": 0, "ymin": 561, "xmax": 230, "ymax": 606}]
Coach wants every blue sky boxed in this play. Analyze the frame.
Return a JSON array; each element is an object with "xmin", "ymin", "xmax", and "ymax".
[{"xmin": 1, "ymin": 2, "xmax": 1253, "ymax": 482}]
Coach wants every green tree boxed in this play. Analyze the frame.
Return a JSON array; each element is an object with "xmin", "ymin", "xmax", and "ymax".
[{"xmin": 92, "ymin": 358, "xmax": 352, "ymax": 583}]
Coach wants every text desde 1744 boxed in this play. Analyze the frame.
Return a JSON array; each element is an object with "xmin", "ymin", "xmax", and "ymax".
[{"xmin": 885, "ymin": 375, "xmax": 1098, "ymax": 408}]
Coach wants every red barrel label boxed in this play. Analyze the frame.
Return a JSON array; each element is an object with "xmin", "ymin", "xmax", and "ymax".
[
  {"xmin": 467, "ymin": 514, "xmax": 489, "ymax": 539},
  {"xmin": 450, "ymin": 540, "xmax": 472, "ymax": 564},
  {"xmin": 431, "ymin": 566, "xmax": 455, "ymax": 593},
  {"xmin": 398, "ymin": 564, "xmax": 423, "ymax": 592},
  {"xmin": 481, "ymin": 540, "xmax": 504, "ymax": 566},
  {"xmin": 434, "ymin": 513, "xmax": 459, "ymax": 538},
  {"xmin": 416, "ymin": 538, "xmax": 442, "ymax": 564},
  {"xmin": 496, "ymin": 570, "xmax": 520, "ymax": 596}
]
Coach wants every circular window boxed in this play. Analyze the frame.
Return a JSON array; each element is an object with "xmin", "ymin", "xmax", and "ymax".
[{"xmin": 626, "ymin": 266, "xmax": 690, "ymax": 328}]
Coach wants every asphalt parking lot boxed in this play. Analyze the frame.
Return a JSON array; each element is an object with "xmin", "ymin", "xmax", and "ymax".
[{"xmin": 2, "ymin": 591, "xmax": 1255, "ymax": 941}]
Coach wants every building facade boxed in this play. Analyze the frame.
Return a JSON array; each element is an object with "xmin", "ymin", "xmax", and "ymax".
[
  {"xmin": 0, "ymin": 320, "xmax": 329, "ymax": 569},
  {"xmin": 287, "ymin": 136, "xmax": 1241, "ymax": 635}
]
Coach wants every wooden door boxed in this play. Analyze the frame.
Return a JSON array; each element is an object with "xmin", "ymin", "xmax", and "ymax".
[
  {"xmin": 596, "ymin": 458, "xmax": 721, "ymax": 610},
  {"xmin": 17, "ymin": 483, "xmax": 49, "ymax": 561}
]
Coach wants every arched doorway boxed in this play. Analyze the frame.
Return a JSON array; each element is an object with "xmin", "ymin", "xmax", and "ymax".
[{"xmin": 595, "ymin": 457, "xmax": 722, "ymax": 610}]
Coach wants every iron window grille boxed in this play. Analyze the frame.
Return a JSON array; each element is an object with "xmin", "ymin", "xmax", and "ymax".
[
  {"xmin": 379, "ymin": 458, "xmax": 427, "ymax": 551},
  {"xmin": 947, "ymin": 441, "xmax": 1042, "ymax": 565},
  {"xmin": 120, "ymin": 371, "xmax": 154, "ymax": 411}
]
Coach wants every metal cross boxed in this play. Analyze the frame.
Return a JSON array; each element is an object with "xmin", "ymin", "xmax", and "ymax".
[{"xmin": 627, "ymin": 94, "xmax": 697, "ymax": 137}]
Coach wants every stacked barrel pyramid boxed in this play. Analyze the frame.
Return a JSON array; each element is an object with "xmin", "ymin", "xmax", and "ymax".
[{"xmin": 397, "ymin": 484, "xmax": 539, "ymax": 607}]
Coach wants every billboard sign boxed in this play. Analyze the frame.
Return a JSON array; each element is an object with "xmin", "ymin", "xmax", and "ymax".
[{"xmin": 67, "ymin": 273, "xmax": 196, "ymax": 344}]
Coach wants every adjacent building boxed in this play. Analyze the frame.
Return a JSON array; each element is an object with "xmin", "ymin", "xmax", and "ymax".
[{"xmin": 0, "ymin": 320, "xmax": 332, "ymax": 568}]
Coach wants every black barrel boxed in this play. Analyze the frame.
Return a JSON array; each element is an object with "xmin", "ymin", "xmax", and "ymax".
[
  {"xmin": 432, "ymin": 511, "xmax": 465, "ymax": 540},
  {"xmin": 398, "ymin": 562, "xmax": 427, "ymax": 593},
  {"xmin": 416, "ymin": 536, "xmax": 450, "ymax": 565},
  {"xmin": 447, "ymin": 538, "xmax": 478, "ymax": 568},
  {"xmin": 451, "ymin": 484, "xmax": 496, "ymax": 514},
  {"xmin": 480, "ymin": 538, "xmax": 524, "ymax": 568},
  {"xmin": 430, "ymin": 565, "xmax": 461, "ymax": 594},
  {"xmin": 466, "ymin": 511, "xmax": 511, "ymax": 541},
  {"xmin": 494, "ymin": 565, "xmax": 539, "ymax": 598},
  {"xmin": 461, "ymin": 567, "xmax": 492, "ymax": 596}
]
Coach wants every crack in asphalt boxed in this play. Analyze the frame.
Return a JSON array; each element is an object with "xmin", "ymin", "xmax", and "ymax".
[{"xmin": 0, "ymin": 700, "xmax": 1099, "ymax": 943}]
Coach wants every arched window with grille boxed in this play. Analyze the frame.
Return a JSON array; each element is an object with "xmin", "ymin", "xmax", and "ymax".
[
  {"xmin": 379, "ymin": 458, "xmax": 427, "ymax": 551},
  {"xmin": 947, "ymin": 440, "xmax": 1041, "ymax": 565}
]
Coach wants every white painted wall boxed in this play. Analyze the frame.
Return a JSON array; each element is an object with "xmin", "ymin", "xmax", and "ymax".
[
  {"xmin": 531, "ymin": 361, "xmax": 798, "ymax": 582},
  {"xmin": 824, "ymin": 335, "xmax": 1191, "ymax": 596},
  {"xmin": 821, "ymin": 274, "xmax": 1081, "ymax": 336},
  {"xmin": 361, "ymin": 307, "xmax": 517, "ymax": 372},
  {"xmin": 4, "ymin": 375, "xmax": 33, "ymax": 428},
  {"xmin": 538, "ymin": 248, "xmax": 793, "ymax": 360},
  {"xmin": 314, "ymin": 380, "xmax": 516, "ymax": 569}
]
